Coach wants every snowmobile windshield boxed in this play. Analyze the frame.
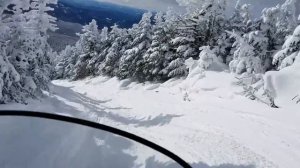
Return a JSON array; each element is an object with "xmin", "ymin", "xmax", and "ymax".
[{"xmin": 0, "ymin": 111, "xmax": 190, "ymax": 168}]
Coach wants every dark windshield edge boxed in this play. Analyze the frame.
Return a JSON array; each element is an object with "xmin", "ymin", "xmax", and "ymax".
[{"xmin": 0, "ymin": 110, "xmax": 192, "ymax": 168}]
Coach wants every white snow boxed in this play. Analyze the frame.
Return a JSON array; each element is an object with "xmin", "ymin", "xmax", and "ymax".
[
  {"xmin": 0, "ymin": 71, "xmax": 300, "ymax": 168},
  {"xmin": 265, "ymin": 57, "xmax": 300, "ymax": 106}
]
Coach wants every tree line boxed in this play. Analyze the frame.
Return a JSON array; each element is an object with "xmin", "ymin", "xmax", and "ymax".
[
  {"xmin": 0, "ymin": 0, "xmax": 299, "ymax": 104},
  {"xmin": 56, "ymin": 0, "xmax": 299, "ymax": 84}
]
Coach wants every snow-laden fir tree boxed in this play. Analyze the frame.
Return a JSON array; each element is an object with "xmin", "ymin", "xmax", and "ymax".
[
  {"xmin": 261, "ymin": 4, "xmax": 281, "ymax": 61},
  {"xmin": 273, "ymin": 25, "xmax": 300, "ymax": 69},
  {"xmin": 55, "ymin": 45, "xmax": 76, "ymax": 79},
  {"xmin": 229, "ymin": 0, "xmax": 298, "ymax": 75},
  {"xmin": 249, "ymin": 31, "xmax": 270, "ymax": 72},
  {"xmin": 177, "ymin": 0, "xmax": 228, "ymax": 47},
  {"xmin": 220, "ymin": 1, "xmax": 253, "ymax": 65},
  {"xmin": 202, "ymin": 0, "xmax": 227, "ymax": 46},
  {"xmin": 0, "ymin": 40, "xmax": 21, "ymax": 103},
  {"xmin": 162, "ymin": 8, "xmax": 197, "ymax": 78},
  {"xmin": 101, "ymin": 25, "xmax": 128, "ymax": 76},
  {"xmin": 276, "ymin": 0, "xmax": 297, "ymax": 43},
  {"xmin": 164, "ymin": 33, "xmax": 189, "ymax": 78},
  {"xmin": 229, "ymin": 0, "xmax": 252, "ymax": 33},
  {"xmin": 198, "ymin": 46, "xmax": 219, "ymax": 70},
  {"xmin": 229, "ymin": 0, "xmax": 252, "ymax": 34},
  {"xmin": 87, "ymin": 26, "xmax": 109, "ymax": 75},
  {"xmin": 163, "ymin": 58, "xmax": 187, "ymax": 78},
  {"xmin": 22, "ymin": 0, "xmax": 58, "ymax": 90},
  {"xmin": 214, "ymin": 31, "xmax": 234, "ymax": 64},
  {"xmin": 143, "ymin": 11, "xmax": 185, "ymax": 81},
  {"xmin": 171, "ymin": 20, "xmax": 196, "ymax": 58},
  {"xmin": 229, "ymin": 31, "xmax": 267, "ymax": 74},
  {"xmin": 72, "ymin": 19, "xmax": 100, "ymax": 80},
  {"xmin": 0, "ymin": 0, "xmax": 23, "ymax": 103},
  {"xmin": 260, "ymin": 0, "xmax": 297, "ymax": 71},
  {"xmin": 118, "ymin": 12, "xmax": 153, "ymax": 81},
  {"xmin": 142, "ymin": 12, "xmax": 169, "ymax": 81},
  {"xmin": 0, "ymin": 0, "xmax": 57, "ymax": 103},
  {"xmin": 153, "ymin": 9, "xmax": 184, "ymax": 80},
  {"xmin": 169, "ymin": 0, "xmax": 228, "ymax": 76}
]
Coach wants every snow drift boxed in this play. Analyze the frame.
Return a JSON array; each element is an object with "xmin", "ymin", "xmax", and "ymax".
[{"xmin": 264, "ymin": 56, "xmax": 300, "ymax": 106}]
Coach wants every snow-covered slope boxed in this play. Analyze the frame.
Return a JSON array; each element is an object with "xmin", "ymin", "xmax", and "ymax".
[
  {"xmin": 1, "ymin": 72, "xmax": 300, "ymax": 168},
  {"xmin": 1, "ymin": 71, "xmax": 299, "ymax": 168}
]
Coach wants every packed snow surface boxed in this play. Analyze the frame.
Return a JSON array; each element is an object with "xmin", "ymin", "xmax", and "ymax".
[{"xmin": 1, "ymin": 71, "xmax": 300, "ymax": 168}]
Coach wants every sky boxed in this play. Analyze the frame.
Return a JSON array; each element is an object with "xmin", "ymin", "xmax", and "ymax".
[{"xmin": 96, "ymin": 0, "xmax": 299, "ymax": 18}]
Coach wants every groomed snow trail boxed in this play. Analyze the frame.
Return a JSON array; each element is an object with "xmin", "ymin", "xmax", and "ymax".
[{"xmin": 1, "ymin": 71, "xmax": 300, "ymax": 168}]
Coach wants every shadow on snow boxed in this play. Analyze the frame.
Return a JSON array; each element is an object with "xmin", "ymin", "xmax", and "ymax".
[{"xmin": 47, "ymin": 84, "xmax": 182, "ymax": 127}]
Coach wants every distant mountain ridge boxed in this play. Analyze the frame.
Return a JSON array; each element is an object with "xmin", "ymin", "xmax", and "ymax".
[
  {"xmin": 48, "ymin": 0, "xmax": 147, "ymax": 51},
  {"xmin": 50, "ymin": 0, "xmax": 146, "ymax": 29}
]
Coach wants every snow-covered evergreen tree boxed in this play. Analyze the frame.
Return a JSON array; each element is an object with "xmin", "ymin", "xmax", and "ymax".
[
  {"xmin": 164, "ymin": 58, "xmax": 187, "ymax": 78},
  {"xmin": 101, "ymin": 25, "xmax": 128, "ymax": 76},
  {"xmin": 164, "ymin": 21, "xmax": 192, "ymax": 78},
  {"xmin": 276, "ymin": 0, "xmax": 297, "ymax": 42},
  {"xmin": 181, "ymin": 0, "xmax": 229, "ymax": 61},
  {"xmin": 260, "ymin": 0, "xmax": 297, "ymax": 70},
  {"xmin": 0, "ymin": 41, "xmax": 21, "ymax": 103},
  {"xmin": 229, "ymin": 0, "xmax": 253, "ymax": 34},
  {"xmin": 198, "ymin": 46, "xmax": 219, "ymax": 69},
  {"xmin": 141, "ymin": 11, "xmax": 181, "ymax": 81},
  {"xmin": 0, "ymin": 0, "xmax": 57, "ymax": 103},
  {"xmin": 161, "ymin": 5, "xmax": 206, "ymax": 78},
  {"xmin": 55, "ymin": 45, "xmax": 75, "ymax": 79},
  {"xmin": 184, "ymin": 0, "xmax": 228, "ymax": 46},
  {"xmin": 214, "ymin": 32, "xmax": 234, "ymax": 64},
  {"xmin": 87, "ymin": 26, "xmax": 109, "ymax": 75},
  {"xmin": 273, "ymin": 25, "xmax": 300, "ymax": 69},
  {"xmin": 72, "ymin": 19, "xmax": 100, "ymax": 80},
  {"xmin": 142, "ymin": 12, "xmax": 167, "ymax": 81},
  {"xmin": 118, "ymin": 12, "xmax": 153, "ymax": 81},
  {"xmin": 155, "ymin": 9, "xmax": 187, "ymax": 79},
  {"xmin": 261, "ymin": 5, "xmax": 281, "ymax": 64},
  {"xmin": 22, "ymin": 0, "xmax": 58, "ymax": 90},
  {"xmin": 229, "ymin": 31, "xmax": 267, "ymax": 74},
  {"xmin": 171, "ymin": 20, "xmax": 196, "ymax": 58},
  {"xmin": 228, "ymin": 0, "xmax": 298, "ymax": 74}
]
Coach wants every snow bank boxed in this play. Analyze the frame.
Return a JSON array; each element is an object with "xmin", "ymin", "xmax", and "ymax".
[{"xmin": 264, "ymin": 58, "xmax": 300, "ymax": 106}]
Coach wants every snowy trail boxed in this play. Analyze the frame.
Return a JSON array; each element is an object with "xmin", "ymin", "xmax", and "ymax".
[{"xmin": 1, "ymin": 72, "xmax": 300, "ymax": 168}]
